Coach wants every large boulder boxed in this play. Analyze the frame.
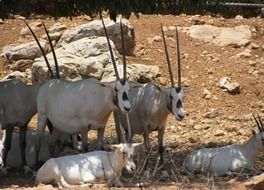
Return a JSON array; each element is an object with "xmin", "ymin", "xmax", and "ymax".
[
  {"xmin": 1, "ymin": 41, "xmax": 49, "ymax": 62},
  {"xmin": 188, "ymin": 25, "xmax": 252, "ymax": 47},
  {"xmin": 32, "ymin": 36, "xmax": 115, "ymax": 82},
  {"xmin": 57, "ymin": 18, "xmax": 135, "ymax": 55}
]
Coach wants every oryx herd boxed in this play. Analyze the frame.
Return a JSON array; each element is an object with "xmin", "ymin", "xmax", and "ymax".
[{"xmin": 0, "ymin": 16, "xmax": 264, "ymax": 188}]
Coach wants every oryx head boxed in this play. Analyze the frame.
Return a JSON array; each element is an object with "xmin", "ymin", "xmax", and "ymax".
[
  {"xmin": 0, "ymin": 130, "xmax": 5, "ymax": 167},
  {"xmin": 111, "ymin": 143, "xmax": 140, "ymax": 172},
  {"xmin": 161, "ymin": 25, "xmax": 184, "ymax": 121},
  {"xmin": 101, "ymin": 17, "xmax": 131, "ymax": 113},
  {"xmin": 253, "ymin": 114, "xmax": 264, "ymax": 146}
]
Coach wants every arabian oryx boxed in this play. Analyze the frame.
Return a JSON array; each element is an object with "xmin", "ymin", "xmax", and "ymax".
[
  {"xmin": 34, "ymin": 18, "xmax": 132, "ymax": 168},
  {"xmin": 183, "ymin": 114, "xmax": 264, "ymax": 176},
  {"xmin": 114, "ymin": 25, "xmax": 184, "ymax": 166},
  {"xmin": 0, "ymin": 22, "xmax": 61, "ymax": 172},
  {"xmin": 36, "ymin": 104, "xmax": 137, "ymax": 188}
]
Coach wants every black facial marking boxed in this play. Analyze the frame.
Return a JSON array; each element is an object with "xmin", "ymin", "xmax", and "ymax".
[
  {"xmin": 122, "ymin": 92, "xmax": 129, "ymax": 101},
  {"xmin": 120, "ymin": 79, "xmax": 126, "ymax": 85},
  {"xmin": 176, "ymin": 88, "xmax": 181, "ymax": 93},
  {"xmin": 176, "ymin": 99, "xmax": 182, "ymax": 108}
]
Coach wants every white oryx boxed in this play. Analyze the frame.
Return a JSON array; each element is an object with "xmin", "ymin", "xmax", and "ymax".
[
  {"xmin": 114, "ymin": 25, "xmax": 184, "ymax": 166},
  {"xmin": 34, "ymin": 18, "xmax": 132, "ymax": 167},
  {"xmin": 183, "ymin": 114, "xmax": 264, "ymax": 176},
  {"xmin": 35, "ymin": 142, "xmax": 140, "ymax": 188},
  {"xmin": 0, "ymin": 22, "xmax": 61, "ymax": 172}
]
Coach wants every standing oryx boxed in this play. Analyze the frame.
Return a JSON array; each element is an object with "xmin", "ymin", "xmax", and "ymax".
[
  {"xmin": 114, "ymin": 25, "xmax": 184, "ymax": 166},
  {"xmin": 34, "ymin": 17, "xmax": 132, "ymax": 167},
  {"xmin": 0, "ymin": 22, "xmax": 60, "ymax": 172}
]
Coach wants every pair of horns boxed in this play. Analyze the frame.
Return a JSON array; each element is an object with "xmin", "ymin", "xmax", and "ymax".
[
  {"xmin": 101, "ymin": 16, "xmax": 127, "ymax": 81},
  {"xmin": 161, "ymin": 24, "xmax": 181, "ymax": 88},
  {"xmin": 25, "ymin": 21, "xmax": 60, "ymax": 79},
  {"xmin": 253, "ymin": 114, "xmax": 264, "ymax": 132}
]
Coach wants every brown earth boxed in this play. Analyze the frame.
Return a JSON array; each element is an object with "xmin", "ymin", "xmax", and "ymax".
[{"xmin": 0, "ymin": 14, "xmax": 264, "ymax": 189}]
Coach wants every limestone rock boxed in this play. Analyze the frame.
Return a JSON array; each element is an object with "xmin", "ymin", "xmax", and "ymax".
[
  {"xmin": 11, "ymin": 59, "xmax": 33, "ymax": 72},
  {"xmin": 1, "ymin": 41, "xmax": 49, "ymax": 62},
  {"xmin": 57, "ymin": 18, "xmax": 135, "ymax": 55},
  {"xmin": 219, "ymin": 77, "xmax": 240, "ymax": 95},
  {"xmin": 188, "ymin": 25, "xmax": 251, "ymax": 47}
]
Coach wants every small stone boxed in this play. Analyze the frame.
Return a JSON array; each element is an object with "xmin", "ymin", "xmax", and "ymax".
[
  {"xmin": 152, "ymin": 35, "xmax": 162, "ymax": 42},
  {"xmin": 219, "ymin": 77, "xmax": 240, "ymax": 95},
  {"xmin": 168, "ymin": 26, "xmax": 176, "ymax": 31},
  {"xmin": 14, "ymin": 15, "xmax": 26, "ymax": 20},
  {"xmin": 214, "ymin": 129, "xmax": 225, "ymax": 136},
  {"xmin": 236, "ymin": 49, "xmax": 252, "ymax": 58},
  {"xmin": 0, "ymin": 19, "xmax": 3, "ymax": 25},
  {"xmin": 249, "ymin": 60, "xmax": 257, "ymax": 67},
  {"xmin": 235, "ymin": 15, "xmax": 243, "ymax": 20},
  {"xmin": 204, "ymin": 108, "xmax": 219, "ymax": 118},
  {"xmin": 250, "ymin": 42, "xmax": 260, "ymax": 49},
  {"xmin": 203, "ymin": 88, "xmax": 212, "ymax": 99},
  {"xmin": 189, "ymin": 137, "xmax": 197, "ymax": 143}
]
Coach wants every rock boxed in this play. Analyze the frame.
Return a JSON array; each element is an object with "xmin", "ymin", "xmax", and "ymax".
[
  {"xmin": 32, "ymin": 36, "xmax": 114, "ymax": 82},
  {"xmin": 1, "ymin": 41, "xmax": 49, "ymax": 62},
  {"xmin": 152, "ymin": 35, "xmax": 162, "ymax": 42},
  {"xmin": 168, "ymin": 26, "xmax": 176, "ymax": 31},
  {"xmin": 189, "ymin": 15, "xmax": 206, "ymax": 25},
  {"xmin": 2, "ymin": 71, "xmax": 27, "ymax": 83},
  {"xmin": 249, "ymin": 60, "xmax": 257, "ymax": 67},
  {"xmin": 10, "ymin": 59, "xmax": 33, "ymax": 72},
  {"xmin": 102, "ymin": 63, "xmax": 160, "ymax": 83},
  {"xmin": 202, "ymin": 88, "xmax": 212, "ymax": 99},
  {"xmin": 57, "ymin": 18, "xmax": 135, "ymax": 55},
  {"xmin": 48, "ymin": 23, "xmax": 67, "ymax": 33},
  {"xmin": 250, "ymin": 42, "xmax": 260, "ymax": 49},
  {"xmin": 261, "ymin": 44, "xmax": 264, "ymax": 51},
  {"xmin": 14, "ymin": 15, "xmax": 26, "ymax": 20},
  {"xmin": 235, "ymin": 15, "xmax": 243, "ymax": 20},
  {"xmin": 214, "ymin": 129, "xmax": 225, "ymax": 136},
  {"xmin": 204, "ymin": 108, "xmax": 219, "ymax": 118},
  {"xmin": 42, "ymin": 32, "xmax": 62, "ymax": 42},
  {"xmin": 236, "ymin": 49, "xmax": 252, "ymax": 58},
  {"xmin": 20, "ymin": 22, "xmax": 42, "ymax": 36},
  {"xmin": 244, "ymin": 173, "xmax": 264, "ymax": 190},
  {"xmin": 219, "ymin": 77, "xmax": 240, "ymax": 94},
  {"xmin": 0, "ymin": 19, "xmax": 3, "ymax": 25},
  {"xmin": 188, "ymin": 25, "xmax": 251, "ymax": 47}
]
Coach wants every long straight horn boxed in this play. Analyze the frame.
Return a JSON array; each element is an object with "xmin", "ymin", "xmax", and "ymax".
[
  {"xmin": 120, "ymin": 19, "xmax": 127, "ymax": 80},
  {"xmin": 42, "ymin": 21, "xmax": 60, "ymax": 79},
  {"xmin": 25, "ymin": 21, "xmax": 55, "ymax": 79},
  {"xmin": 257, "ymin": 114, "xmax": 264, "ymax": 131},
  {"xmin": 101, "ymin": 16, "xmax": 120, "ymax": 80},
  {"xmin": 176, "ymin": 26, "xmax": 181, "ymax": 88},
  {"xmin": 253, "ymin": 114, "xmax": 262, "ymax": 132},
  {"xmin": 161, "ymin": 24, "xmax": 175, "ymax": 87}
]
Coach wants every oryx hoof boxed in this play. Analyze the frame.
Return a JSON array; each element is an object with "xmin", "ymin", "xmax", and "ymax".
[
  {"xmin": 0, "ymin": 167, "xmax": 8, "ymax": 175},
  {"xmin": 23, "ymin": 165, "xmax": 32, "ymax": 174}
]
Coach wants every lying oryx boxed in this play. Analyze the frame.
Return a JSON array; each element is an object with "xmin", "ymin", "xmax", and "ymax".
[
  {"xmin": 35, "ymin": 143, "xmax": 140, "ymax": 188},
  {"xmin": 34, "ymin": 18, "xmax": 132, "ymax": 166},
  {"xmin": 114, "ymin": 25, "xmax": 184, "ymax": 165},
  {"xmin": 0, "ymin": 22, "xmax": 60, "ymax": 172},
  {"xmin": 183, "ymin": 114, "xmax": 264, "ymax": 176}
]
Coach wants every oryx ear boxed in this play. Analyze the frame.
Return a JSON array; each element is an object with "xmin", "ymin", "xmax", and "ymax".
[{"xmin": 252, "ymin": 129, "xmax": 256, "ymax": 136}]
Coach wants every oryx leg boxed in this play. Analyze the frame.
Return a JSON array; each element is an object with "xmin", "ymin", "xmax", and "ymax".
[
  {"xmin": 97, "ymin": 127, "xmax": 105, "ymax": 150},
  {"xmin": 19, "ymin": 125, "xmax": 31, "ymax": 172},
  {"xmin": 48, "ymin": 129, "xmax": 61, "ymax": 157},
  {"xmin": 158, "ymin": 126, "xmax": 165, "ymax": 166},
  {"xmin": 80, "ymin": 128, "xmax": 88, "ymax": 152},
  {"xmin": 3, "ymin": 124, "xmax": 14, "ymax": 169},
  {"xmin": 35, "ymin": 115, "xmax": 47, "ymax": 170},
  {"xmin": 143, "ymin": 129, "xmax": 150, "ymax": 170},
  {"xmin": 113, "ymin": 112, "xmax": 124, "ymax": 143}
]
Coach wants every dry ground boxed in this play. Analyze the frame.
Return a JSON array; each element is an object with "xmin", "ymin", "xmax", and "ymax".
[{"xmin": 0, "ymin": 14, "xmax": 264, "ymax": 189}]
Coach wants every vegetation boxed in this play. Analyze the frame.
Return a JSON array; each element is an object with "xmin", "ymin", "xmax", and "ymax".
[{"xmin": 0, "ymin": 0, "xmax": 263, "ymax": 19}]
